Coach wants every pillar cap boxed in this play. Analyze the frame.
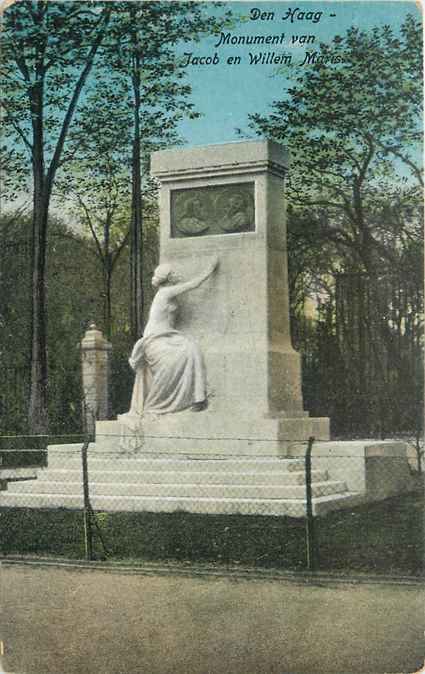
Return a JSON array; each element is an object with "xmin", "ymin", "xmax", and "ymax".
[{"xmin": 81, "ymin": 323, "xmax": 112, "ymax": 350}]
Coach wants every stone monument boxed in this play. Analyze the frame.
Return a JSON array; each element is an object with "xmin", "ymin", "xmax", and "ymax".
[
  {"xmin": 5, "ymin": 141, "xmax": 411, "ymax": 518},
  {"xmin": 113, "ymin": 140, "xmax": 330, "ymax": 455}
]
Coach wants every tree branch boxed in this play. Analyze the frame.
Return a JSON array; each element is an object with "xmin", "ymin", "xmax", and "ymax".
[
  {"xmin": 45, "ymin": 7, "xmax": 112, "ymax": 196},
  {"xmin": 289, "ymin": 195, "xmax": 346, "ymax": 210},
  {"xmin": 76, "ymin": 194, "xmax": 105, "ymax": 263},
  {"xmin": 0, "ymin": 99, "xmax": 33, "ymax": 152},
  {"xmin": 111, "ymin": 230, "xmax": 130, "ymax": 271},
  {"xmin": 358, "ymin": 134, "xmax": 375, "ymax": 185},
  {"xmin": 0, "ymin": 68, "xmax": 28, "ymax": 86},
  {"xmin": 376, "ymin": 141, "xmax": 423, "ymax": 187},
  {"xmin": 319, "ymin": 224, "xmax": 355, "ymax": 249},
  {"xmin": 7, "ymin": 14, "xmax": 32, "ymax": 87}
]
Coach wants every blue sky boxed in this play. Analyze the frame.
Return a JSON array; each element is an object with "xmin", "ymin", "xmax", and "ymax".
[
  {"xmin": 176, "ymin": 1, "xmax": 422, "ymax": 146},
  {"xmin": 3, "ymin": 0, "xmax": 421, "ymax": 211}
]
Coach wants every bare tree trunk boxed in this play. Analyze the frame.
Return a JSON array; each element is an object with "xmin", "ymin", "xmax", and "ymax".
[
  {"xmin": 24, "ymin": 6, "xmax": 111, "ymax": 433},
  {"xmin": 28, "ymin": 77, "xmax": 49, "ymax": 434},
  {"xmin": 129, "ymin": 34, "xmax": 144, "ymax": 343},
  {"xmin": 29, "ymin": 180, "xmax": 49, "ymax": 433},
  {"xmin": 104, "ymin": 259, "xmax": 113, "ymax": 341}
]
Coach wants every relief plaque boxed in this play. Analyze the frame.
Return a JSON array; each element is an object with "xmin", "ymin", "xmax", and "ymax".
[{"xmin": 171, "ymin": 183, "xmax": 255, "ymax": 238}]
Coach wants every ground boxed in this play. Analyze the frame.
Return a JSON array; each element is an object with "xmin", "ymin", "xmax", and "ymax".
[
  {"xmin": 1, "ymin": 561, "xmax": 423, "ymax": 674},
  {"xmin": 1, "ymin": 491, "xmax": 423, "ymax": 576}
]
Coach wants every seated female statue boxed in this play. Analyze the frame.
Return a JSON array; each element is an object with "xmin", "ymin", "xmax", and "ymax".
[{"xmin": 127, "ymin": 257, "xmax": 218, "ymax": 417}]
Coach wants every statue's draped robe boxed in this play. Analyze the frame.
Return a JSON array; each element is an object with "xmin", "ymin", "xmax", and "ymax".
[{"xmin": 128, "ymin": 330, "xmax": 207, "ymax": 416}]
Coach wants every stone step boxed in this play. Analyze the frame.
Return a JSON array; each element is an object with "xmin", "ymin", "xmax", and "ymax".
[
  {"xmin": 0, "ymin": 467, "xmax": 39, "ymax": 481},
  {"xmin": 0, "ymin": 492, "xmax": 364, "ymax": 517},
  {"xmin": 45, "ymin": 449, "xmax": 306, "ymax": 473},
  {"xmin": 0, "ymin": 444, "xmax": 365, "ymax": 516},
  {"xmin": 36, "ymin": 468, "xmax": 329, "ymax": 486},
  {"xmin": 5, "ymin": 479, "xmax": 347, "ymax": 500}
]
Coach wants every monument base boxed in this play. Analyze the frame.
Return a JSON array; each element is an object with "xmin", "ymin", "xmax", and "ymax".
[
  {"xmin": 289, "ymin": 440, "xmax": 417, "ymax": 502},
  {"xmin": 0, "ymin": 439, "xmax": 415, "ymax": 518},
  {"xmin": 97, "ymin": 410, "xmax": 330, "ymax": 457}
]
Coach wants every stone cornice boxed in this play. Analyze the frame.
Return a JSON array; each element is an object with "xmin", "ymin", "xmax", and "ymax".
[
  {"xmin": 152, "ymin": 159, "xmax": 287, "ymax": 182},
  {"xmin": 151, "ymin": 140, "xmax": 289, "ymax": 183}
]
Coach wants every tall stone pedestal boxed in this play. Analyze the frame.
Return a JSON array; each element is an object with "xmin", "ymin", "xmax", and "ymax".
[{"xmin": 114, "ymin": 140, "xmax": 329, "ymax": 456}]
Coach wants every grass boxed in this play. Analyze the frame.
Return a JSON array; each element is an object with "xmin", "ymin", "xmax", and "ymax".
[
  {"xmin": 316, "ymin": 490, "xmax": 424, "ymax": 575},
  {"xmin": 0, "ymin": 491, "xmax": 423, "ymax": 576}
]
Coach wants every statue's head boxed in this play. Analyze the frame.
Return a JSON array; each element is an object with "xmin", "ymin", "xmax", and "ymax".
[
  {"xmin": 183, "ymin": 196, "xmax": 202, "ymax": 217},
  {"xmin": 228, "ymin": 193, "xmax": 245, "ymax": 213},
  {"xmin": 152, "ymin": 264, "xmax": 180, "ymax": 288}
]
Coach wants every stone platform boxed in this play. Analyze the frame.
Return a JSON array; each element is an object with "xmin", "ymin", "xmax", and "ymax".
[
  {"xmin": 108, "ymin": 411, "xmax": 330, "ymax": 456},
  {"xmin": 0, "ymin": 466, "xmax": 40, "ymax": 491},
  {"xmin": 1, "ymin": 437, "xmax": 415, "ymax": 517},
  {"xmin": 289, "ymin": 439, "xmax": 417, "ymax": 502},
  {"xmin": 0, "ymin": 435, "xmax": 47, "ymax": 491},
  {"xmin": 0, "ymin": 443, "xmax": 364, "ymax": 517}
]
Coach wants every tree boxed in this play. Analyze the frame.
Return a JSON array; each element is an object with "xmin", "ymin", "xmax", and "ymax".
[
  {"xmin": 249, "ymin": 16, "xmax": 423, "ymax": 356},
  {"xmin": 56, "ymin": 69, "xmax": 178, "ymax": 340},
  {"xmin": 2, "ymin": 2, "xmax": 235, "ymax": 432},
  {"xmin": 102, "ymin": 2, "xmax": 233, "ymax": 341},
  {"xmin": 249, "ymin": 16, "xmax": 423, "ymax": 436},
  {"xmin": 54, "ymin": 79, "xmax": 133, "ymax": 340},
  {"xmin": 1, "ymin": 1, "xmax": 113, "ymax": 432},
  {"xmin": 0, "ymin": 211, "xmax": 104, "ymax": 434},
  {"xmin": 249, "ymin": 15, "xmax": 422, "ymax": 275}
]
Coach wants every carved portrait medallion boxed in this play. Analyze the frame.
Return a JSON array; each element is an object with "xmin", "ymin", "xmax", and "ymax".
[{"xmin": 171, "ymin": 183, "xmax": 255, "ymax": 238}]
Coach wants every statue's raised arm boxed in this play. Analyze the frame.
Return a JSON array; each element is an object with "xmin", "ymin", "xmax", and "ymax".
[{"xmin": 164, "ymin": 256, "xmax": 219, "ymax": 297}]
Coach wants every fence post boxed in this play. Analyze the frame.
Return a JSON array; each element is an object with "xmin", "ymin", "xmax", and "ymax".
[
  {"xmin": 81, "ymin": 439, "xmax": 93, "ymax": 561},
  {"xmin": 305, "ymin": 436, "xmax": 319, "ymax": 571},
  {"xmin": 80, "ymin": 323, "xmax": 112, "ymax": 437}
]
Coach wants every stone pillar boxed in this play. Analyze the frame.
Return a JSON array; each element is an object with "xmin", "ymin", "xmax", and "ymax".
[
  {"xmin": 151, "ymin": 140, "xmax": 303, "ymax": 417},
  {"xmin": 81, "ymin": 323, "xmax": 112, "ymax": 434}
]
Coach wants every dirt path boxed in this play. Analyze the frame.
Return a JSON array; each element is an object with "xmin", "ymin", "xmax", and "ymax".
[{"xmin": 1, "ymin": 562, "xmax": 423, "ymax": 674}]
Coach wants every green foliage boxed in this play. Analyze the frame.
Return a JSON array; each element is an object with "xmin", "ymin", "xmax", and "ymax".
[
  {"xmin": 1, "ymin": 493, "xmax": 423, "ymax": 575},
  {"xmin": 0, "ymin": 508, "xmax": 86, "ymax": 558},
  {"xmin": 0, "ymin": 211, "xmax": 107, "ymax": 433},
  {"xmin": 1, "ymin": 2, "xmax": 234, "ymax": 429},
  {"xmin": 250, "ymin": 15, "xmax": 423, "ymax": 272},
  {"xmin": 1, "ymin": 1, "xmax": 113, "ymax": 199},
  {"xmin": 1, "ymin": 1, "xmax": 116, "ymax": 431},
  {"xmin": 1, "ymin": 0, "xmax": 233, "ymax": 203},
  {"xmin": 250, "ymin": 17, "xmax": 423, "ymax": 437}
]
